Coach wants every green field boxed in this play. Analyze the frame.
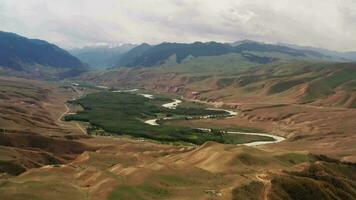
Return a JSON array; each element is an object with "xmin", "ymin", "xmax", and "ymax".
[{"xmin": 65, "ymin": 91, "xmax": 274, "ymax": 144}]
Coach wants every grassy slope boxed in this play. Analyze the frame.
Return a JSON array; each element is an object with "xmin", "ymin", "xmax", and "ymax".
[
  {"xmin": 232, "ymin": 159, "xmax": 356, "ymax": 200},
  {"xmin": 269, "ymin": 161, "xmax": 356, "ymax": 199},
  {"xmin": 81, "ymin": 58, "xmax": 356, "ymax": 108},
  {"xmin": 0, "ymin": 77, "xmax": 95, "ymax": 176},
  {"xmin": 155, "ymin": 53, "xmax": 260, "ymax": 75}
]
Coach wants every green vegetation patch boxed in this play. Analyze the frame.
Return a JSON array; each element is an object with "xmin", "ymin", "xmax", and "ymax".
[
  {"xmin": 302, "ymin": 81, "xmax": 334, "ymax": 102},
  {"xmin": 232, "ymin": 152, "xmax": 273, "ymax": 166},
  {"xmin": 220, "ymin": 133, "xmax": 274, "ymax": 144},
  {"xmin": 275, "ymin": 153, "xmax": 315, "ymax": 165},
  {"xmin": 342, "ymin": 80, "xmax": 356, "ymax": 91},
  {"xmin": 155, "ymin": 53, "xmax": 259, "ymax": 76},
  {"xmin": 270, "ymin": 161, "xmax": 356, "ymax": 200},
  {"xmin": 268, "ymin": 79, "xmax": 308, "ymax": 94},
  {"xmin": 66, "ymin": 91, "xmax": 272, "ymax": 145},
  {"xmin": 300, "ymin": 64, "xmax": 356, "ymax": 102},
  {"xmin": 232, "ymin": 181, "xmax": 264, "ymax": 200},
  {"xmin": 217, "ymin": 78, "xmax": 236, "ymax": 88},
  {"xmin": 323, "ymin": 68, "xmax": 356, "ymax": 89}
]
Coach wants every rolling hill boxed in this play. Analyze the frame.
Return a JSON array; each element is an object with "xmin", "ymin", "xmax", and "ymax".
[
  {"xmin": 83, "ymin": 59, "xmax": 356, "ymax": 108},
  {"xmin": 0, "ymin": 31, "xmax": 87, "ymax": 79},
  {"xmin": 0, "ymin": 56, "xmax": 355, "ymax": 200},
  {"xmin": 79, "ymin": 59, "xmax": 356, "ymax": 161}
]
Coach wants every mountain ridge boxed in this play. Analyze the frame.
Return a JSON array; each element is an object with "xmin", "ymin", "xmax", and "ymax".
[
  {"xmin": 0, "ymin": 31, "xmax": 87, "ymax": 78},
  {"xmin": 277, "ymin": 42, "xmax": 356, "ymax": 61},
  {"xmin": 114, "ymin": 40, "xmax": 330, "ymax": 68}
]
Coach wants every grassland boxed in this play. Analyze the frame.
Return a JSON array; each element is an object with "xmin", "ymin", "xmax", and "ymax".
[{"xmin": 65, "ymin": 91, "xmax": 274, "ymax": 145}]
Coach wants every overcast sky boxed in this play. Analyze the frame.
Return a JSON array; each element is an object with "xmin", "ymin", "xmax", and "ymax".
[{"xmin": 1, "ymin": 0, "xmax": 355, "ymax": 51}]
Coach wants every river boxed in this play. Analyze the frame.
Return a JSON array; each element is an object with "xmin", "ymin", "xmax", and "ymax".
[{"xmin": 141, "ymin": 95, "xmax": 285, "ymax": 146}]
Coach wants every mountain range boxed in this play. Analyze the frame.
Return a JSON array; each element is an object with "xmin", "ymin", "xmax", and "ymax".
[
  {"xmin": 68, "ymin": 40, "xmax": 356, "ymax": 69},
  {"xmin": 108, "ymin": 40, "xmax": 356, "ymax": 68},
  {"xmin": 1, "ymin": 31, "xmax": 356, "ymax": 200},
  {"xmin": 1, "ymin": 30, "xmax": 356, "ymax": 78},
  {"xmin": 0, "ymin": 31, "xmax": 86, "ymax": 79},
  {"xmin": 278, "ymin": 42, "xmax": 356, "ymax": 61},
  {"xmin": 114, "ymin": 40, "xmax": 330, "ymax": 68}
]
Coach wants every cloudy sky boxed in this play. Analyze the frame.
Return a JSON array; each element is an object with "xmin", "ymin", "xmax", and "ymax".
[{"xmin": 1, "ymin": 0, "xmax": 355, "ymax": 51}]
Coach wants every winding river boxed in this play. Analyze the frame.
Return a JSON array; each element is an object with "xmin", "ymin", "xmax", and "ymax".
[
  {"xmin": 162, "ymin": 99, "xmax": 182, "ymax": 109},
  {"xmin": 142, "ymin": 95, "xmax": 285, "ymax": 146}
]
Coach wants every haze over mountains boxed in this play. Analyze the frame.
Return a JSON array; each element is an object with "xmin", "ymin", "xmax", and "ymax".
[
  {"xmin": 115, "ymin": 41, "xmax": 328, "ymax": 67},
  {"xmin": 278, "ymin": 43, "xmax": 356, "ymax": 62},
  {"xmin": 71, "ymin": 40, "xmax": 356, "ymax": 69},
  {"xmin": 1, "ymin": 30, "xmax": 356, "ymax": 73},
  {"xmin": 69, "ymin": 44, "xmax": 137, "ymax": 69}
]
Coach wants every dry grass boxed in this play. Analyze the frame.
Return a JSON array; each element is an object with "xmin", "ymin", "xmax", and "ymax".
[{"xmin": 0, "ymin": 76, "xmax": 355, "ymax": 199}]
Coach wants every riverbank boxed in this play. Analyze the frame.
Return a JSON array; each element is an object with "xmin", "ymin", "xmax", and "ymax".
[{"xmin": 143, "ymin": 95, "xmax": 285, "ymax": 146}]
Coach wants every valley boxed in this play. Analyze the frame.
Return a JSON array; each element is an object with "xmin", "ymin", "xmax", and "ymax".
[
  {"xmin": 0, "ymin": 76, "xmax": 355, "ymax": 200},
  {"xmin": 0, "ymin": 31, "xmax": 355, "ymax": 200},
  {"xmin": 64, "ymin": 90, "xmax": 277, "ymax": 145},
  {"xmin": 79, "ymin": 60, "xmax": 356, "ymax": 162}
]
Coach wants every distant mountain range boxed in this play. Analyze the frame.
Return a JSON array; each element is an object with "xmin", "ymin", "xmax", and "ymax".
[
  {"xmin": 69, "ymin": 44, "xmax": 137, "ymax": 69},
  {"xmin": 111, "ymin": 40, "xmax": 344, "ymax": 68},
  {"xmin": 2, "ymin": 30, "xmax": 356, "ymax": 77},
  {"xmin": 71, "ymin": 40, "xmax": 351, "ymax": 69},
  {"xmin": 277, "ymin": 42, "xmax": 356, "ymax": 61},
  {"xmin": 0, "ymin": 31, "xmax": 87, "ymax": 79}
]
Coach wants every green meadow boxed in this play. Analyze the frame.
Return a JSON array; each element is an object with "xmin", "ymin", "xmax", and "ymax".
[{"xmin": 65, "ymin": 91, "xmax": 274, "ymax": 145}]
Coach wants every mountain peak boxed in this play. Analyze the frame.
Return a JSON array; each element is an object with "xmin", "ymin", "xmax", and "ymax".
[{"xmin": 231, "ymin": 39, "xmax": 262, "ymax": 46}]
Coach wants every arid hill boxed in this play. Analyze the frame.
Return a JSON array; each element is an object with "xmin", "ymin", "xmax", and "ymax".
[
  {"xmin": 79, "ymin": 60, "xmax": 356, "ymax": 161},
  {"xmin": 0, "ymin": 76, "xmax": 355, "ymax": 199}
]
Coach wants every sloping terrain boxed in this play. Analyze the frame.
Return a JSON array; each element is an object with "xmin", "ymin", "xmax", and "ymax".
[
  {"xmin": 116, "ymin": 43, "xmax": 153, "ymax": 66},
  {"xmin": 0, "ymin": 138, "xmax": 354, "ymax": 200},
  {"xmin": 268, "ymin": 159, "xmax": 356, "ymax": 200},
  {"xmin": 0, "ymin": 77, "xmax": 94, "ymax": 176},
  {"xmin": 0, "ymin": 76, "xmax": 355, "ymax": 200},
  {"xmin": 80, "ymin": 60, "xmax": 356, "ymax": 108},
  {"xmin": 233, "ymin": 156, "xmax": 356, "ymax": 200},
  {"xmin": 0, "ymin": 77, "xmax": 82, "ymax": 136},
  {"xmin": 0, "ymin": 31, "xmax": 87, "ymax": 79},
  {"xmin": 78, "ymin": 60, "xmax": 356, "ymax": 161}
]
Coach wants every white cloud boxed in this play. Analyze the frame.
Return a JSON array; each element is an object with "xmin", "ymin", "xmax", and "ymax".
[{"xmin": 0, "ymin": 0, "xmax": 355, "ymax": 51}]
